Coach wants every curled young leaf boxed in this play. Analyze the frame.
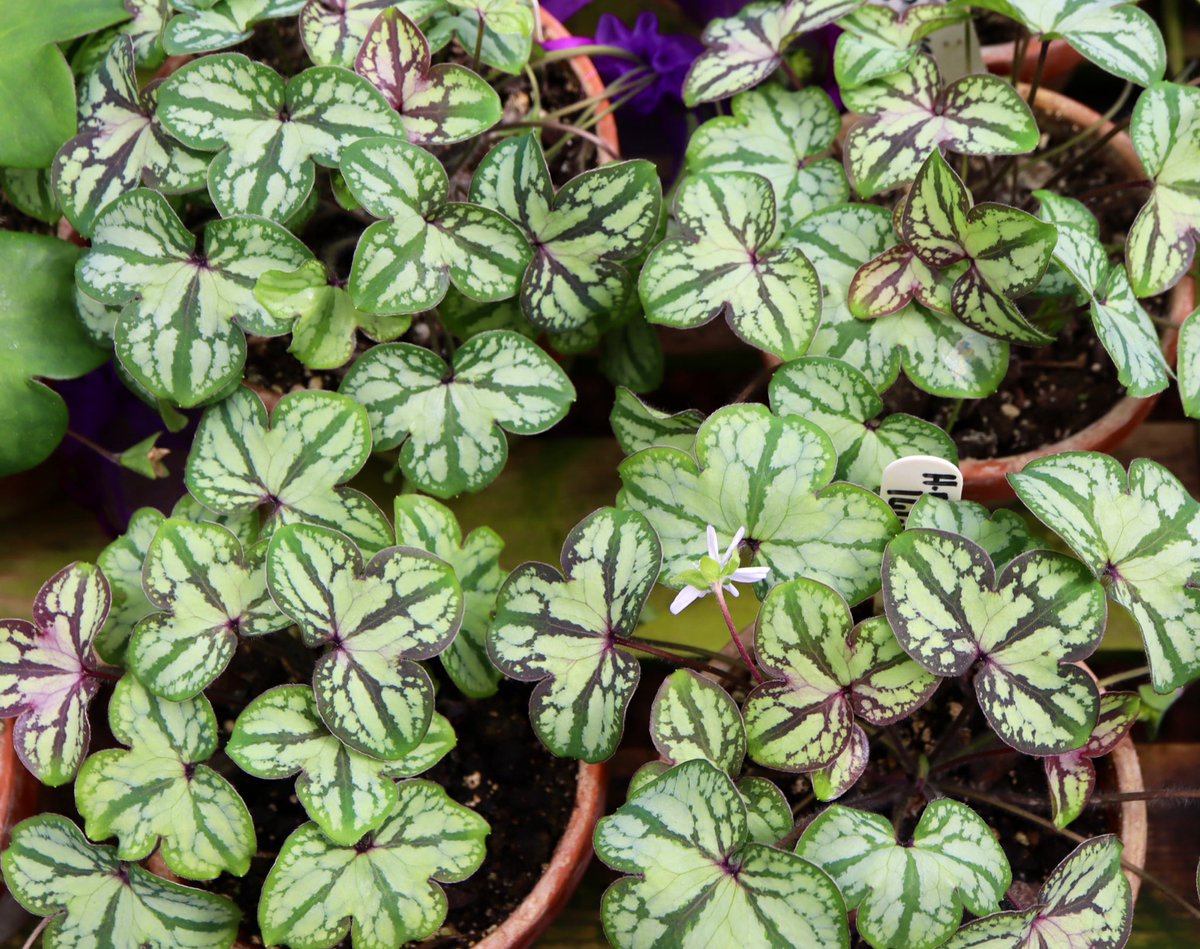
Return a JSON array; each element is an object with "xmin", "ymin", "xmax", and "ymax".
[
  {"xmin": 2, "ymin": 814, "xmax": 240, "ymax": 949},
  {"xmin": 595, "ymin": 758, "xmax": 849, "ymax": 948},
  {"xmin": 883, "ymin": 529, "xmax": 1105, "ymax": 755},
  {"xmin": 75, "ymin": 676, "xmax": 255, "ymax": 880},
  {"xmin": 619, "ymin": 403, "xmax": 900, "ymax": 605},
  {"xmin": 797, "ymin": 800, "xmax": 1010, "ymax": 949},
  {"xmin": 259, "ymin": 781, "xmax": 488, "ymax": 949},
  {"xmin": 185, "ymin": 386, "xmax": 392, "ymax": 553},
  {"xmin": 488, "ymin": 507, "xmax": 660, "ymax": 762},
  {"xmin": 0, "ymin": 563, "xmax": 110, "ymax": 786},
  {"xmin": 610, "ymin": 387, "xmax": 704, "ymax": 456},
  {"xmin": 834, "ymin": 3, "xmax": 970, "ymax": 90},
  {"xmin": 640, "ymin": 171, "xmax": 822, "ymax": 359}
]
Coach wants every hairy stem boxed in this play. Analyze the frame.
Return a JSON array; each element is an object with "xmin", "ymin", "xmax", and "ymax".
[{"xmin": 713, "ymin": 585, "xmax": 764, "ymax": 683}]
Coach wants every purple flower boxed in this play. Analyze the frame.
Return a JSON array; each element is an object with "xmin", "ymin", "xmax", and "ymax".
[
  {"xmin": 673, "ymin": 0, "xmax": 752, "ymax": 26},
  {"xmin": 593, "ymin": 12, "xmax": 702, "ymax": 115},
  {"xmin": 539, "ymin": 0, "xmax": 592, "ymax": 23}
]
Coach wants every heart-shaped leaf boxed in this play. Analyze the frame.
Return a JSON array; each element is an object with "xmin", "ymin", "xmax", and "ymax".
[
  {"xmin": 487, "ymin": 507, "xmax": 659, "ymax": 762},
  {"xmin": 53, "ymin": 36, "xmax": 207, "ymax": 236},
  {"xmin": 906, "ymin": 495, "xmax": 1037, "ymax": 568},
  {"xmin": 610, "ymin": 387, "xmax": 704, "ymax": 456},
  {"xmin": 965, "ymin": 0, "xmax": 1165, "ymax": 86},
  {"xmin": 683, "ymin": 0, "xmax": 863, "ymax": 105},
  {"xmin": 945, "ymin": 835, "xmax": 1131, "ymax": 948},
  {"xmin": 228, "ymin": 685, "xmax": 455, "ymax": 845},
  {"xmin": 424, "ymin": 0, "xmax": 536, "ymax": 74},
  {"xmin": 2, "ymin": 814, "xmax": 240, "ymax": 948},
  {"xmin": 259, "ymin": 780, "xmax": 488, "ymax": 947},
  {"xmin": 301, "ymin": 0, "xmax": 442, "ymax": 66},
  {"xmin": 164, "ymin": 0, "xmax": 305, "ymax": 54},
  {"xmin": 640, "ymin": 171, "xmax": 822, "ymax": 359},
  {"xmin": 75, "ymin": 676, "xmax": 254, "ymax": 880},
  {"xmin": 1036, "ymin": 191, "xmax": 1168, "ymax": 396},
  {"xmin": 770, "ymin": 356, "xmax": 957, "ymax": 492},
  {"xmin": 883, "ymin": 529, "xmax": 1105, "ymax": 755},
  {"xmin": 185, "ymin": 386, "xmax": 392, "ymax": 553},
  {"xmin": 0, "ymin": 563, "xmax": 110, "ymax": 786},
  {"xmin": 157, "ymin": 53, "xmax": 403, "ymax": 221},
  {"xmin": 796, "ymin": 800, "xmax": 1010, "ymax": 949},
  {"xmin": 843, "ymin": 53, "xmax": 1038, "ymax": 196},
  {"xmin": 619, "ymin": 403, "xmax": 900, "ymax": 605},
  {"xmin": 595, "ymin": 758, "xmax": 849, "ymax": 948},
  {"xmin": 1042, "ymin": 691, "xmax": 1139, "ymax": 829},
  {"xmin": 266, "ymin": 523, "xmax": 463, "ymax": 759},
  {"xmin": 78, "ymin": 189, "xmax": 313, "ymax": 406},
  {"xmin": 793, "ymin": 203, "xmax": 1009, "ymax": 397},
  {"xmin": 1126, "ymin": 81, "xmax": 1200, "ymax": 297},
  {"xmin": 745, "ymin": 577, "xmax": 936, "ymax": 777},
  {"xmin": 254, "ymin": 259, "xmax": 412, "ymax": 370},
  {"xmin": 341, "ymin": 136, "xmax": 530, "ymax": 313},
  {"xmin": 129, "ymin": 519, "xmax": 285, "ymax": 700},
  {"xmin": 687, "ymin": 85, "xmax": 848, "ymax": 232},
  {"xmin": 1011, "ymin": 452, "xmax": 1200, "ymax": 693},
  {"xmin": 470, "ymin": 134, "xmax": 661, "ymax": 334},
  {"xmin": 356, "ymin": 9, "xmax": 500, "ymax": 144},
  {"xmin": 393, "ymin": 494, "xmax": 504, "ymax": 698},
  {"xmin": 651, "ymin": 669, "xmax": 746, "ymax": 774},
  {"xmin": 834, "ymin": 2, "xmax": 970, "ymax": 90},
  {"xmin": 339, "ymin": 331, "xmax": 575, "ymax": 498}
]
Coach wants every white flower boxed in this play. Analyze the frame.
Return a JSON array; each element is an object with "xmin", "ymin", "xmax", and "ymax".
[{"xmin": 668, "ymin": 525, "xmax": 771, "ymax": 615}]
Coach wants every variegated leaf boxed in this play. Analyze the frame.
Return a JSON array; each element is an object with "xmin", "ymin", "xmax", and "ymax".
[
  {"xmin": 1043, "ymin": 691, "xmax": 1139, "ymax": 828},
  {"xmin": 847, "ymin": 245, "xmax": 958, "ymax": 319},
  {"xmin": 356, "ymin": 9, "xmax": 500, "ymax": 145},
  {"xmin": 2, "ymin": 814, "xmax": 239, "ymax": 949},
  {"xmin": 687, "ymin": 85, "xmax": 848, "ymax": 232},
  {"xmin": 595, "ymin": 758, "xmax": 849, "ymax": 948},
  {"xmin": 883, "ymin": 530, "xmax": 1105, "ymax": 755},
  {"xmin": 487, "ymin": 507, "xmax": 659, "ymax": 762},
  {"xmin": 650, "ymin": 669, "xmax": 746, "ymax": 774},
  {"xmin": 255, "ymin": 259, "xmax": 412, "ymax": 370},
  {"xmin": 301, "ymin": 0, "xmax": 443, "ymax": 67},
  {"xmin": 424, "ymin": 0, "xmax": 536, "ymax": 74},
  {"xmin": 1036, "ymin": 190, "xmax": 1168, "ymax": 396},
  {"xmin": 0, "ymin": 167, "xmax": 59, "ymax": 224},
  {"xmin": 797, "ymin": 800, "xmax": 1010, "ymax": 949},
  {"xmin": 793, "ymin": 203, "xmax": 1009, "ymax": 397},
  {"xmin": 770, "ymin": 356, "xmax": 957, "ymax": 492},
  {"xmin": 683, "ymin": 0, "xmax": 863, "ymax": 105},
  {"xmin": 393, "ymin": 494, "xmax": 504, "ymax": 698},
  {"xmin": 470, "ymin": 135, "xmax": 661, "ymax": 333},
  {"xmin": 129, "ymin": 519, "xmax": 284, "ymax": 700},
  {"xmin": 0, "ymin": 563, "xmax": 110, "ymax": 786},
  {"xmin": 77, "ymin": 189, "xmax": 312, "ymax": 406},
  {"xmin": 618, "ymin": 403, "xmax": 900, "ymax": 605},
  {"xmin": 745, "ymin": 578, "xmax": 936, "ymax": 772},
  {"xmin": 228, "ymin": 685, "xmax": 455, "ymax": 845},
  {"xmin": 185, "ymin": 386, "xmax": 392, "ymax": 552},
  {"xmin": 343, "ymin": 136, "xmax": 530, "ymax": 313},
  {"xmin": 266, "ymin": 523, "xmax": 463, "ymax": 759},
  {"xmin": 1180, "ymin": 307, "xmax": 1200, "ymax": 419},
  {"xmin": 610, "ymin": 387, "xmax": 704, "ymax": 456},
  {"xmin": 811, "ymin": 723, "xmax": 870, "ymax": 801},
  {"xmin": 259, "ymin": 780, "xmax": 489, "ymax": 948},
  {"xmin": 601, "ymin": 310, "xmax": 664, "ymax": 394},
  {"xmin": 1126, "ymin": 81, "xmax": 1200, "ymax": 297},
  {"xmin": 641, "ymin": 171, "xmax": 821, "ymax": 359},
  {"xmin": 1011, "ymin": 452, "xmax": 1200, "ymax": 693},
  {"xmin": 738, "ymin": 775, "xmax": 793, "ymax": 844},
  {"xmin": 164, "ymin": 0, "xmax": 305, "ymax": 54},
  {"xmin": 843, "ymin": 53, "xmax": 1038, "ymax": 196},
  {"xmin": 945, "ymin": 835, "xmax": 1131, "ymax": 949},
  {"xmin": 75, "ymin": 676, "xmax": 254, "ymax": 880},
  {"xmin": 53, "ymin": 37, "xmax": 208, "ymax": 237},
  {"xmin": 966, "ymin": 0, "xmax": 1165, "ymax": 86},
  {"xmin": 906, "ymin": 494, "xmax": 1037, "ymax": 567},
  {"xmin": 73, "ymin": 0, "xmax": 171, "ymax": 72},
  {"xmin": 157, "ymin": 53, "xmax": 403, "ymax": 221},
  {"xmin": 834, "ymin": 2, "xmax": 970, "ymax": 90},
  {"xmin": 339, "ymin": 331, "xmax": 575, "ymax": 497}
]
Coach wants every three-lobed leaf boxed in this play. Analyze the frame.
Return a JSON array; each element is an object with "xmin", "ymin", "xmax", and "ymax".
[
  {"xmin": 834, "ymin": 2, "xmax": 970, "ymax": 90},
  {"xmin": 164, "ymin": 0, "xmax": 305, "ymax": 55},
  {"xmin": 906, "ymin": 494, "xmax": 1037, "ymax": 567}
]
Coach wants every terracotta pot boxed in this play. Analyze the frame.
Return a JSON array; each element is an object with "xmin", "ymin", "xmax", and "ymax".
[
  {"xmin": 539, "ymin": 9, "xmax": 621, "ymax": 164},
  {"xmin": 1110, "ymin": 733, "xmax": 1147, "ymax": 900},
  {"xmin": 0, "ymin": 722, "xmax": 40, "ymax": 896},
  {"xmin": 982, "ymin": 37, "xmax": 1085, "ymax": 88},
  {"xmin": 960, "ymin": 85, "xmax": 1193, "ymax": 503}
]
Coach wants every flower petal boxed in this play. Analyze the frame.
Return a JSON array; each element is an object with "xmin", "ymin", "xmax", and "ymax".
[
  {"xmin": 670, "ymin": 586, "xmax": 707, "ymax": 615},
  {"xmin": 706, "ymin": 524, "xmax": 720, "ymax": 560},
  {"xmin": 722, "ymin": 526, "xmax": 746, "ymax": 565},
  {"xmin": 730, "ymin": 567, "xmax": 771, "ymax": 583}
]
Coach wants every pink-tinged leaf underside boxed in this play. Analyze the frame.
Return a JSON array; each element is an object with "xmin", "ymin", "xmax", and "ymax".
[
  {"xmin": 1043, "ymin": 691, "xmax": 1140, "ymax": 827},
  {"xmin": 0, "ymin": 563, "xmax": 111, "ymax": 785}
]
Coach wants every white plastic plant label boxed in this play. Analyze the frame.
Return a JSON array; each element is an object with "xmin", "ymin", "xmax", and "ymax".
[{"xmin": 880, "ymin": 455, "xmax": 964, "ymax": 521}]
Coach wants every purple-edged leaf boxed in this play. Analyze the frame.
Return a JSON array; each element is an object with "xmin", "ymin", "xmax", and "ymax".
[
  {"xmin": 834, "ymin": 2, "xmax": 970, "ymax": 90},
  {"xmin": 1043, "ymin": 691, "xmax": 1140, "ymax": 828},
  {"xmin": 650, "ymin": 669, "xmax": 746, "ymax": 774},
  {"xmin": 356, "ymin": 9, "xmax": 500, "ymax": 145},
  {"xmin": 301, "ymin": 0, "xmax": 442, "ymax": 67},
  {"xmin": 164, "ymin": 0, "xmax": 305, "ymax": 55},
  {"xmin": 811, "ymin": 724, "xmax": 869, "ymax": 801},
  {"xmin": 847, "ymin": 244, "xmax": 957, "ymax": 319},
  {"xmin": 0, "ymin": 563, "xmax": 111, "ymax": 786}
]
